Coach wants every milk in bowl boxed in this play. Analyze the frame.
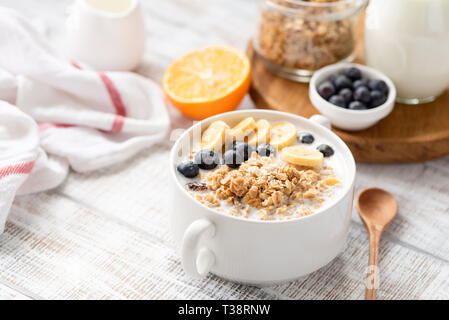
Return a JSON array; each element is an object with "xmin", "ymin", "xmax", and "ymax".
[{"xmin": 175, "ymin": 115, "xmax": 347, "ymax": 221}]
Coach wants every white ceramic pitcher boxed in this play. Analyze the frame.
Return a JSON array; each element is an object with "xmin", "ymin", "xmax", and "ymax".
[{"xmin": 64, "ymin": 0, "xmax": 145, "ymax": 71}]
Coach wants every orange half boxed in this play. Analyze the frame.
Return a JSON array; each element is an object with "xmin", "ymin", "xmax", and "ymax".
[{"xmin": 163, "ymin": 45, "xmax": 251, "ymax": 120}]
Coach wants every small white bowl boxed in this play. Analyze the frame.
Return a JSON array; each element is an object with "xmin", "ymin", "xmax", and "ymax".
[{"xmin": 309, "ymin": 63, "xmax": 396, "ymax": 131}]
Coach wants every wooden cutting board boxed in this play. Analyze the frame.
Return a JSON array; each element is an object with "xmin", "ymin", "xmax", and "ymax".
[{"xmin": 247, "ymin": 41, "xmax": 449, "ymax": 163}]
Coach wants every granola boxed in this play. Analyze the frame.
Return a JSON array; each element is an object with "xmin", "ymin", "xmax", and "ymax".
[
  {"xmin": 256, "ymin": 0, "xmax": 359, "ymax": 71},
  {"xmin": 183, "ymin": 152, "xmax": 340, "ymax": 220},
  {"xmin": 204, "ymin": 152, "xmax": 339, "ymax": 220}
]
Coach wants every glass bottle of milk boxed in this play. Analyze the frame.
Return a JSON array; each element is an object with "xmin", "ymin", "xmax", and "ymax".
[{"xmin": 365, "ymin": 0, "xmax": 449, "ymax": 104}]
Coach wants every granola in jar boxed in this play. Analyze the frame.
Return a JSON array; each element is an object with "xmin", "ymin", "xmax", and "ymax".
[{"xmin": 254, "ymin": 0, "xmax": 367, "ymax": 82}]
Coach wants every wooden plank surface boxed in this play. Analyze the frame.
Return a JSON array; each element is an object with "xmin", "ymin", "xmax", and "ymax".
[
  {"xmin": 2, "ymin": 192, "xmax": 448, "ymax": 300},
  {"xmin": 0, "ymin": 283, "xmax": 32, "ymax": 300},
  {"xmin": 0, "ymin": 0, "xmax": 448, "ymax": 300},
  {"xmin": 2, "ymin": 193, "xmax": 278, "ymax": 299}
]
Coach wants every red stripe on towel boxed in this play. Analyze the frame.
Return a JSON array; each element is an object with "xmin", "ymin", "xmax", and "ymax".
[
  {"xmin": 0, "ymin": 161, "xmax": 35, "ymax": 179},
  {"xmin": 70, "ymin": 60, "xmax": 82, "ymax": 69},
  {"xmin": 39, "ymin": 123, "xmax": 73, "ymax": 131},
  {"xmin": 69, "ymin": 61, "xmax": 127, "ymax": 132},
  {"xmin": 111, "ymin": 115, "xmax": 125, "ymax": 133},
  {"xmin": 98, "ymin": 72, "xmax": 127, "ymax": 132}
]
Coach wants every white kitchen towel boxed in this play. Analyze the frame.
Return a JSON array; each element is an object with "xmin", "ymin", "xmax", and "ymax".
[{"xmin": 0, "ymin": 8, "xmax": 170, "ymax": 234}]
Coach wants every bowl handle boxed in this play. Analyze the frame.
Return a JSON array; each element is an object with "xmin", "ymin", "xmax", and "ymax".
[
  {"xmin": 181, "ymin": 218, "xmax": 216, "ymax": 278},
  {"xmin": 310, "ymin": 114, "xmax": 331, "ymax": 130}
]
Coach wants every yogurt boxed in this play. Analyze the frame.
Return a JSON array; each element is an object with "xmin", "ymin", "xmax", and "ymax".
[{"xmin": 364, "ymin": 0, "xmax": 449, "ymax": 103}]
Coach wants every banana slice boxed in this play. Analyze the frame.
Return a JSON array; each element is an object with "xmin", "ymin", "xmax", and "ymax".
[
  {"xmin": 281, "ymin": 145, "xmax": 324, "ymax": 168},
  {"xmin": 248, "ymin": 119, "xmax": 271, "ymax": 145},
  {"xmin": 228, "ymin": 117, "xmax": 256, "ymax": 141},
  {"xmin": 325, "ymin": 178, "xmax": 340, "ymax": 186},
  {"xmin": 201, "ymin": 120, "xmax": 229, "ymax": 151},
  {"xmin": 269, "ymin": 121, "xmax": 296, "ymax": 149}
]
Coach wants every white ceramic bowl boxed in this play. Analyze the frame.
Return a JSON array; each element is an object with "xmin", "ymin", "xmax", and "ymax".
[
  {"xmin": 310, "ymin": 63, "xmax": 396, "ymax": 131},
  {"xmin": 169, "ymin": 110, "xmax": 356, "ymax": 285}
]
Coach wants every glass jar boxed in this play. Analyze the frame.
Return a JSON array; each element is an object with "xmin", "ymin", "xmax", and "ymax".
[
  {"xmin": 365, "ymin": 0, "xmax": 449, "ymax": 104},
  {"xmin": 253, "ymin": 0, "xmax": 367, "ymax": 82}
]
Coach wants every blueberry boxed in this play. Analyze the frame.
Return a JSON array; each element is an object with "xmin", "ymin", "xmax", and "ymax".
[
  {"xmin": 334, "ymin": 75, "xmax": 353, "ymax": 91},
  {"xmin": 317, "ymin": 81, "xmax": 336, "ymax": 100},
  {"xmin": 228, "ymin": 140, "xmax": 246, "ymax": 150},
  {"xmin": 194, "ymin": 149, "xmax": 219, "ymax": 170},
  {"xmin": 329, "ymin": 74, "xmax": 338, "ymax": 84},
  {"xmin": 353, "ymin": 78, "xmax": 369, "ymax": 90},
  {"xmin": 369, "ymin": 79, "xmax": 389, "ymax": 95},
  {"xmin": 329, "ymin": 95, "xmax": 347, "ymax": 108},
  {"xmin": 256, "ymin": 143, "xmax": 275, "ymax": 157},
  {"xmin": 177, "ymin": 161, "xmax": 199, "ymax": 178},
  {"xmin": 223, "ymin": 149, "xmax": 244, "ymax": 168},
  {"xmin": 317, "ymin": 144, "xmax": 334, "ymax": 157},
  {"xmin": 354, "ymin": 86, "xmax": 371, "ymax": 104},
  {"xmin": 370, "ymin": 90, "xmax": 387, "ymax": 108},
  {"xmin": 227, "ymin": 141, "xmax": 238, "ymax": 151},
  {"xmin": 339, "ymin": 88, "xmax": 353, "ymax": 103},
  {"xmin": 228, "ymin": 140, "xmax": 241, "ymax": 150},
  {"xmin": 235, "ymin": 142, "xmax": 253, "ymax": 161},
  {"xmin": 348, "ymin": 101, "xmax": 367, "ymax": 110},
  {"xmin": 297, "ymin": 132, "xmax": 315, "ymax": 144},
  {"xmin": 343, "ymin": 67, "xmax": 362, "ymax": 80}
]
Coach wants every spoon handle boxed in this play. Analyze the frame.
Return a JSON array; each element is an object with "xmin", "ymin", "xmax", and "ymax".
[{"xmin": 366, "ymin": 229, "xmax": 381, "ymax": 300}]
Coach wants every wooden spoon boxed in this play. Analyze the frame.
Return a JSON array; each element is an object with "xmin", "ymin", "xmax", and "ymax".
[{"xmin": 357, "ymin": 188, "xmax": 398, "ymax": 300}]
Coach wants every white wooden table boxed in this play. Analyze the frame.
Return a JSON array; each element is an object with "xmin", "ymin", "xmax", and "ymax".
[{"xmin": 0, "ymin": 0, "xmax": 448, "ymax": 300}]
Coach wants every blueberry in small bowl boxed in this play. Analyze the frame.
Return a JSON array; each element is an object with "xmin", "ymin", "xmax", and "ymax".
[{"xmin": 309, "ymin": 63, "xmax": 396, "ymax": 131}]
